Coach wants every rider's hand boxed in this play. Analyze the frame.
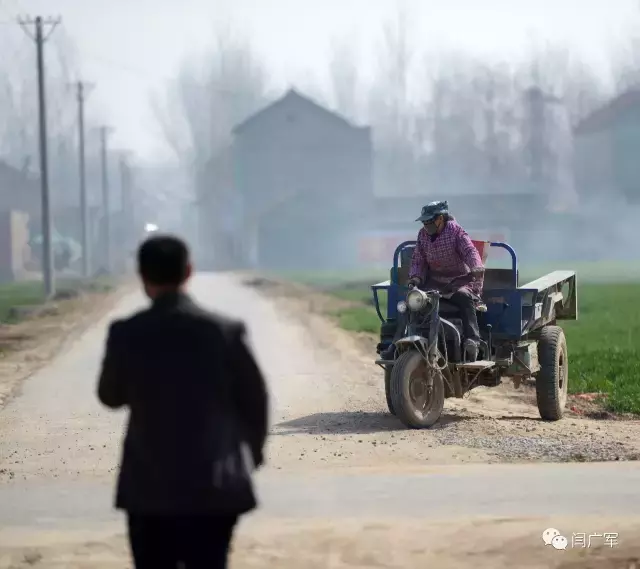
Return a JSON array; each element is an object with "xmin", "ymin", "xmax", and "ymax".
[{"xmin": 469, "ymin": 267, "xmax": 484, "ymax": 282}]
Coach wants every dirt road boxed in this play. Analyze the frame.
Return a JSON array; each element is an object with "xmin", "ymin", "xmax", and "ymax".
[{"xmin": 0, "ymin": 273, "xmax": 639, "ymax": 568}]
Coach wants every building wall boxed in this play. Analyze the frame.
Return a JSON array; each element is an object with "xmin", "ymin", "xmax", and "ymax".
[
  {"xmin": 255, "ymin": 190, "xmax": 365, "ymax": 270},
  {"xmin": 0, "ymin": 210, "xmax": 31, "ymax": 282},
  {"xmin": 0, "ymin": 163, "xmax": 40, "ymax": 219},
  {"xmin": 232, "ymin": 94, "xmax": 373, "ymax": 269}
]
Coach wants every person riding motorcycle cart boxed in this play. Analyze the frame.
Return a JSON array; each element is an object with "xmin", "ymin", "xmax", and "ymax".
[{"xmin": 380, "ymin": 200, "xmax": 486, "ymax": 363}]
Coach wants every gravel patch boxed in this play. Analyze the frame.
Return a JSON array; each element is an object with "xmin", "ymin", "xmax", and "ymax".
[{"xmin": 431, "ymin": 417, "xmax": 640, "ymax": 462}]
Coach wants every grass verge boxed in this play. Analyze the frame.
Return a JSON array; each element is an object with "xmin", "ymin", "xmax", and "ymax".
[
  {"xmin": 0, "ymin": 277, "xmax": 116, "ymax": 324},
  {"xmin": 0, "ymin": 282, "xmax": 44, "ymax": 322}
]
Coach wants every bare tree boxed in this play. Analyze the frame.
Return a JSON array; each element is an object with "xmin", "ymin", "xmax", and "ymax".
[
  {"xmin": 0, "ymin": 27, "xmax": 81, "ymax": 173},
  {"xmin": 610, "ymin": 2, "xmax": 640, "ymax": 94},
  {"xmin": 151, "ymin": 27, "xmax": 269, "ymax": 264},
  {"xmin": 509, "ymin": 44, "xmax": 609, "ymax": 209},
  {"xmin": 413, "ymin": 52, "xmax": 486, "ymax": 190},
  {"xmin": 368, "ymin": 7, "xmax": 414, "ymax": 144},
  {"xmin": 152, "ymin": 28, "xmax": 269, "ymax": 168},
  {"xmin": 328, "ymin": 37, "xmax": 362, "ymax": 122},
  {"xmin": 611, "ymin": 32, "xmax": 640, "ymax": 94},
  {"xmin": 367, "ymin": 6, "xmax": 419, "ymax": 195},
  {"xmin": 519, "ymin": 43, "xmax": 608, "ymax": 126}
]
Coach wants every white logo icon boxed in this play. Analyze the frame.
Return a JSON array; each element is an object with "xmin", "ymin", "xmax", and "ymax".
[
  {"xmin": 552, "ymin": 535, "xmax": 568, "ymax": 550},
  {"xmin": 542, "ymin": 528, "xmax": 561, "ymax": 546},
  {"xmin": 543, "ymin": 528, "xmax": 620, "ymax": 550}
]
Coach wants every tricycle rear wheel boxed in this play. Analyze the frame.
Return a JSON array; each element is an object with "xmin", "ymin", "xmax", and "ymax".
[
  {"xmin": 390, "ymin": 350, "xmax": 445, "ymax": 428},
  {"xmin": 535, "ymin": 325, "xmax": 568, "ymax": 421}
]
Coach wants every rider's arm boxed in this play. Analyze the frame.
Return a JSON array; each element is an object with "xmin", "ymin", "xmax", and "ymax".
[{"xmin": 408, "ymin": 228, "xmax": 429, "ymax": 283}]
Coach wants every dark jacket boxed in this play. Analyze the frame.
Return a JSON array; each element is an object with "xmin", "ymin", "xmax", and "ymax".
[{"xmin": 97, "ymin": 291, "xmax": 268, "ymax": 515}]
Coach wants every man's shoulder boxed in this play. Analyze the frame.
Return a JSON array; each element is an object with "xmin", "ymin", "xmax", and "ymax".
[
  {"xmin": 110, "ymin": 301, "xmax": 245, "ymax": 339},
  {"xmin": 106, "ymin": 310, "xmax": 146, "ymax": 338},
  {"xmin": 183, "ymin": 302, "xmax": 246, "ymax": 337},
  {"xmin": 114, "ymin": 307, "xmax": 150, "ymax": 328}
]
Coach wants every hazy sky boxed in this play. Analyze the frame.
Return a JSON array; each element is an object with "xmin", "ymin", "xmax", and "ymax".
[{"xmin": 2, "ymin": 0, "xmax": 639, "ymax": 162}]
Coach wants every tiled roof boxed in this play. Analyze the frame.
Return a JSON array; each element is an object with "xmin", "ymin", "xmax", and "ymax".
[
  {"xmin": 574, "ymin": 90, "xmax": 640, "ymax": 136},
  {"xmin": 232, "ymin": 88, "xmax": 362, "ymax": 135}
]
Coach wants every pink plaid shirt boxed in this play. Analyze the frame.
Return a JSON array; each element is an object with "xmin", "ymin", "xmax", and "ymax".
[{"xmin": 409, "ymin": 220, "xmax": 484, "ymax": 296}]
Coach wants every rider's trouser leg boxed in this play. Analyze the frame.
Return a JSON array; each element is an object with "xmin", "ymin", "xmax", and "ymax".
[{"xmin": 449, "ymin": 288, "xmax": 481, "ymax": 343}]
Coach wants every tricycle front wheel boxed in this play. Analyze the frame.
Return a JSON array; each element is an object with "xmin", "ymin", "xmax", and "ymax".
[
  {"xmin": 535, "ymin": 325, "xmax": 569, "ymax": 421},
  {"xmin": 389, "ymin": 350, "xmax": 445, "ymax": 429},
  {"xmin": 384, "ymin": 367, "xmax": 396, "ymax": 415}
]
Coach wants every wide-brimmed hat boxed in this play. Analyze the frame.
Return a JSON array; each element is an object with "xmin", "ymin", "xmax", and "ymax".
[{"xmin": 416, "ymin": 200, "xmax": 449, "ymax": 222}]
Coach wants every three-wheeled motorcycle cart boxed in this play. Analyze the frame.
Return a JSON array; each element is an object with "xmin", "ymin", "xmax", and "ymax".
[{"xmin": 371, "ymin": 240, "xmax": 578, "ymax": 428}]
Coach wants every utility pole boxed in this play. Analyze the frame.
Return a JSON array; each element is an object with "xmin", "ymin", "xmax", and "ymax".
[
  {"xmin": 18, "ymin": 15, "xmax": 61, "ymax": 299},
  {"xmin": 118, "ymin": 151, "xmax": 134, "ymax": 271},
  {"xmin": 99, "ymin": 126, "xmax": 114, "ymax": 273},
  {"xmin": 75, "ymin": 81, "xmax": 94, "ymax": 278},
  {"xmin": 118, "ymin": 151, "xmax": 131, "ymax": 212}
]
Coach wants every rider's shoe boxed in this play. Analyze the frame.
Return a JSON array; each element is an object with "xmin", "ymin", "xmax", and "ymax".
[{"xmin": 463, "ymin": 339, "xmax": 479, "ymax": 362}]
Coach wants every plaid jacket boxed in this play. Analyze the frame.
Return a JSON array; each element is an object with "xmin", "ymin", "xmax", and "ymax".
[{"xmin": 409, "ymin": 220, "xmax": 484, "ymax": 296}]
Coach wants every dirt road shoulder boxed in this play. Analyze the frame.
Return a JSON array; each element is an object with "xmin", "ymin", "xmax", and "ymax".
[
  {"xmin": 1, "ymin": 516, "xmax": 638, "ymax": 569},
  {"xmin": 0, "ymin": 279, "xmax": 133, "ymax": 410}
]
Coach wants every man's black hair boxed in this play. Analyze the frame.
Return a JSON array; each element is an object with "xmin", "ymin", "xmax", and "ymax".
[{"xmin": 137, "ymin": 234, "xmax": 190, "ymax": 286}]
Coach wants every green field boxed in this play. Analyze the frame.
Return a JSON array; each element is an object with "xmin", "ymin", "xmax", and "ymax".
[
  {"xmin": 0, "ymin": 277, "xmax": 115, "ymax": 323},
  {"xmin": 276, "ymin": 263, "xmax": 640, "ymax": 414},
  {"xmin": 0, "ymin": 281, "xmax": 46, "ymax": 322}
]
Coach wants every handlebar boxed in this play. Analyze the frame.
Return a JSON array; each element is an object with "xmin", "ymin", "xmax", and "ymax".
[
  {"xmin": 408, "ymin": 287, "xmax": 441, "ymax": 298},
  {"xmin": 409, "ymin": 272, "xmax": 475, "ymax": 293}
]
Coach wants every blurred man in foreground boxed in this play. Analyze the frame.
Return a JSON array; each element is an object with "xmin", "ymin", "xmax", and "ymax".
[{"xmin": 97, "ymin": 234, "xmax": 269, "ymax": 569}]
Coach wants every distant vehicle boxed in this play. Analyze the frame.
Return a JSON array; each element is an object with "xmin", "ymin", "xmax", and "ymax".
[{"xmin": 30, "ymin": 230, "xmax": 77, "ymax": 272}]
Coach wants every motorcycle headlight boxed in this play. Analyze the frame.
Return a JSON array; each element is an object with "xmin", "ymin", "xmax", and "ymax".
[
  {"xmin": 396, "ymin": 300, "xmax": 407, "ymax": 314},
  {"xmin": 406, "ymin": 289, "xmax": 427, "ymax": 311}
]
